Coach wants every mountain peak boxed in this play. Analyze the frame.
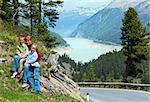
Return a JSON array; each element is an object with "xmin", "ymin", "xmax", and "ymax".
[
  {"xmin": 71, "ymin": 0, "xmax": 150, "ymax": 44},
  {"xmin": 106, "ymin": 0, "xmax": 149, "ymax": 9}
]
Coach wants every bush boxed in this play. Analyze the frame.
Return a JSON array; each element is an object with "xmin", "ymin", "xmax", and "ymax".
[
  {"xmin": 32, "ymin": 33, "xmax": 56, "ymax": 48},
  {"xmin": 0, "ymin": 31, "xmax": 18, "ymax": 46}
]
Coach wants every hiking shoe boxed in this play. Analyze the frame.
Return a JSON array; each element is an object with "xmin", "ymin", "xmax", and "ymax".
[
  {"xmin": 11, "ymin": 72, "xmax": 17, "ymax": 78},
  {"xmin": 22, "ymin": 83, "xmax": 28, "ymax": 88},
  {"xmin": 30, "ymin": 89, "xmax": 36, "ymax": 93}
]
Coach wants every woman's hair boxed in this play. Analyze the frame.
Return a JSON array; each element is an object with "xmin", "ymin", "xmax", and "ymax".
[{"xmin": 25, "ymin": 36, "xmax": 31, "ymax": 41}]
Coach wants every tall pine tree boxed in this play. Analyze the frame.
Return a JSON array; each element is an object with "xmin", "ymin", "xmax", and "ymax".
[
  {"xmin": 146, "ymin": 22, "xmax": 150, "ymax": 36},
  {"xmin": 0, "ymin": 0, "xmax": 20, "ymax": 24},
  {"xmin": 0, "ymin": 0, "xmax": 63, "ymax": 33},
  {"xmin": 21, "ymin": 0, "xmax": 63, "ymax": 35},
  {"xmin": 88, "ymin": 64, "xmax": 96, "ymax": 81},
  {"xmin": 0, "ymin": 0, "xmax": 14, "ymax": 20},
  {"xmin": 120, "ymin": 8, "xmax": 149, "ymax": 83}
]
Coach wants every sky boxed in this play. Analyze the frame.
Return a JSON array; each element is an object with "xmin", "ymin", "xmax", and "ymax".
[
  {"xmin": 19, "ymin": 0, "xmax": 113, "ymax": 11},
  {"xmin": 62, "ymin": 0, "xmax": 113, "ymax": 10}
]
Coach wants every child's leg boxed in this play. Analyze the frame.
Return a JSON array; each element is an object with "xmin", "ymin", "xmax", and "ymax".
[
  {"xmin": 27, "ymin": 67, "xmax": 34, "ymax": 90},
  {"xmin": 12, "ymin": 55, "xmax": 20, "ymax": 72},
  {"xmin": 22, "ymin": 63, "xmax": 30, "ymax": 84},
  {"xmin": 34, "ymin": 67, "xmax": 40, "ymax": 92},
  {"xmin": 11, "ymin": 55, "xmax": 21, "ymax": 78},
  {"xmin": 19, "ymin": 58, "xmax": 26, "ymax": 73}
]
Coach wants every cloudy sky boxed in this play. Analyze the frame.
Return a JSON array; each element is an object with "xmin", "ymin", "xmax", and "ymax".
[{"xmin": 62, "ymin": 0, "xmax": 113, "ymax": 10}]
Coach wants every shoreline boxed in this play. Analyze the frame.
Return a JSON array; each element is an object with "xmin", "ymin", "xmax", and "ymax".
[
  {"xmin": 52, "ymin": 37, "xmax": 122, "ymax": 62},
  {"xmin": 51, "ymin": 45, "xmax": 72, "ymax": 55},
  {"xmin": 68, "ymin": 37, "xmax": 121, "ymax": 46}
]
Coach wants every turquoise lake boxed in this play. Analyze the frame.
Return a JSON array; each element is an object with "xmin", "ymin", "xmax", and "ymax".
[{"xmin": 53, "ymin": 38, "xmax": 122, "ymax": 62}]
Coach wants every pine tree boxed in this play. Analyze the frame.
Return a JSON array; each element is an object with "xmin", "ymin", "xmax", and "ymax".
[
  {"xmin": 146, "ymin": 22, "xmax": 150, "ymax": 36},
  {"xmin": 12, "ymin": 0, "xmax": 19, "ymax": 25},
  {"xmin": 0, "ymin": 0, "xmax": 3, "ymax": 10},
  {"xmin": 88, "ymin": 64, "xmax": 96, "ymax": 81},
  {"xmin": 0, "ymin": 0, "xmax": 13, "ymax": 20},
  {"xmin": 0, "ymin": 0, "xmax": 20, "ymax": 24},
  {"xmin": 120, "ymin": 8, "xmax": 149, "ymax": 82},
  {"xmin": 82, "ymin": 72, "xmax": 88, "ymax": 82},
  {"xmin": 43, "ymin": 0, "xmax": 63, "ymax": 28},
  {"xmin": 0, "ymin": 0, "xmax": 63, "ymax": 34},
  {"xmin": 21, "ymin": 0, "xmax": 63, "ymax": 35}
]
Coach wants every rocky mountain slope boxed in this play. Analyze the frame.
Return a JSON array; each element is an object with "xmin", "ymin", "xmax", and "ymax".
[
  {"xmin": 71, "ymin": 0, "xmax": 150, "ymax": 44},
  {"xmin": 52, "ymin": 7, "xmax": 100, "ymax": 37}
]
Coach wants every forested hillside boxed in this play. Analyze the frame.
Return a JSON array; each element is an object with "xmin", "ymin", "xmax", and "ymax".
[
  {"xmin": 59, "ymin": 50, "xmax": 149, "ymax": 84},
  {"xmin": 59, "ymin": 6, "xmax": 150, "ymax": 85}
]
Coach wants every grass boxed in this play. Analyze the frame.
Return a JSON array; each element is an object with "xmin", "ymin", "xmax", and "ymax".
[
  {"xmin": 0, "ymin": 19, "xmax": 81, "ymax": 102},
  {"xmin": 0, "ymin": 63, "xmax": 80, "ymax": 102}
]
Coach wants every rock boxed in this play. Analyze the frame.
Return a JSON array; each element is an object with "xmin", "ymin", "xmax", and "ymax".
[
  {"xmin": 61, "ymin": 62, "xmax": 74, "ymax": 79},
  {"xmin": 40, "ymin": 54, "xmax": 85, "ymax": 102}
]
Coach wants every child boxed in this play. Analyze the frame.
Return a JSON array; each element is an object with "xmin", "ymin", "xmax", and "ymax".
[
  {"xmin": 11, "ymin": 36, "xmax": 29, "ymax": 78},
  {"xmin": 22, "ymin": 44, "xmax": 40, "ymax": 92}
]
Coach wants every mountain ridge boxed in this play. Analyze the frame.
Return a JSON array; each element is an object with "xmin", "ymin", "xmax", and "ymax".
[
  {"xmin": 53, "ymin": 7, "xmax": 101, "ymax": 37},
  {"xmin": 71, "ymin": 0, "xmax": 150, "ymax": 44}
]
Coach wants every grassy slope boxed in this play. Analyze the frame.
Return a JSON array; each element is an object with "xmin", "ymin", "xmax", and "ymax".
[
  {"xmin": 0, "ymin": 63, "xmax": 78, "ymax": 102},
  {"xmin": 0, "ymin": 19, "xmax": 79, "ymax": 102}
]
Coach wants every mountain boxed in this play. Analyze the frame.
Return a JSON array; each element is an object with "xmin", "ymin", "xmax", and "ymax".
[
  {"xmin": 52, "ymin": 7, "xmax": 100, "ymax": 37},
  {"xmin": 71, "ymin": 0, "xmax": 150, "ymax": 44},
  {"xmin": 50, "ymin": 32, "xmax": 68, "ymax": 46}
]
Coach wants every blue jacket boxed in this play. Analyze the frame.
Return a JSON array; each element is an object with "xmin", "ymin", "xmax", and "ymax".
[{"xmin": 25, "ymin": 51, "xmax": 40, "ymax": 67}]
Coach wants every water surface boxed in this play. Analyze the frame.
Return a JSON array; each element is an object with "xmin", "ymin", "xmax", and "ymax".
[{"xmin": 53, "ymin": 38, "xmax": 122, "ymax": 62}]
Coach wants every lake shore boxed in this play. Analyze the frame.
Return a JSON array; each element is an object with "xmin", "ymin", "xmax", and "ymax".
[{"xmin": 52, "ymin": 38, "xmax": 122, "ymax": 62}]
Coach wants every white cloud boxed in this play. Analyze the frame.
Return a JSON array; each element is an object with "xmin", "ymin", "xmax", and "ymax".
[
  {"xmin": 63, "ymin": 0, "xmax": 112, "ymax": 10},
  {"xmin": 79, "ymin": 0, "xmax": 112, "ymax": 3}
]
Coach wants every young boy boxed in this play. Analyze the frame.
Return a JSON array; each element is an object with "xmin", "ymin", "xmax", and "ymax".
[{"xmin": 11, "ymin": 36, "xmax": 29, "ymax": 78}]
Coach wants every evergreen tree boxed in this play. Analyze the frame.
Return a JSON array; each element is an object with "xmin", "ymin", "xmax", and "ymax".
[
  {"xmin": 0, "ymin": 0, "xmax": 63, "ymax": 34},
  {"xmin": 21, "ymin": 0, "xmax": 63, "ymax": 35},
  {"xmin": 0, "ymin": 0, "xmax": 13, "ymax": 20},
  {"xmin": 0, "ymin": 0, "xmax": 20, "ymax": 24},
  {"xmin": 146, "ymin": 22, "xmax": 150, "ymax": 36},
  {"xmin": 0, "ymin": 0, "xmax": 3, "ymax": 11},
  {"xmin": 88, "ymin": 64, "xmax": 96, "ymax": 81},
  {"xmin": 82, "ymin": 72, "xmax": 88, "ymax": 82},
  {"xmin": 12, "ymin": 0, "xmax": 19, "ymax": 25},
  {"xmin": 120, "ymin": 8, "xmax": 149, "ymax": 82}
]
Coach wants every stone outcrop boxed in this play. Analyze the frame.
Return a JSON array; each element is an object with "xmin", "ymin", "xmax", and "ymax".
[{"xmin": 40, "ymin": 54, "xmax": 85, "ymax": 102}]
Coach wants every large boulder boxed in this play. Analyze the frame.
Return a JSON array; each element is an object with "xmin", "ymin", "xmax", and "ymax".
[{"xmin": 40, "ymin": 54, "xmax": 85, "ymax": 102}]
